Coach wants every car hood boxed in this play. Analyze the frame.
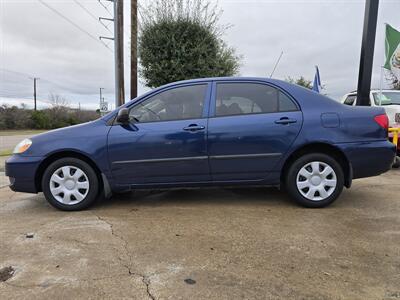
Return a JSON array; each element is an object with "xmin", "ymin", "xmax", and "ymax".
[
  {"xmin": 19, "ymin": 119, "xmax": 107, "ymax": 157},
  {"xmin": 31, "ymin": 120, "xmax": 101, "ymax": 141}
]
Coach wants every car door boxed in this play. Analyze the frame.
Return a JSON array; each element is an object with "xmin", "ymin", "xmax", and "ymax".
[
  {"xmin": 108, "ymin": 83, "xmax": 211, "ymax": 186},
  {"xmin": 207, "ymin": 81, "xmax": 303, "ymax": 181}
]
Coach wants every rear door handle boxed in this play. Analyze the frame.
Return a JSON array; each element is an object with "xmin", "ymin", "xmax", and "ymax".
[
  {"xmin": 183, "ymin": 124, "xmax": 205, "ymax": 132},
  {"xmin": 275, "ymin": 117, "xmax": 297, "ymax": 125}
]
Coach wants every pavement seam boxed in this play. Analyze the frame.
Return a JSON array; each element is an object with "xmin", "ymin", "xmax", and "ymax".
[{"xmin": 91, "ymin": 212, "xmax": 156, "ymax": 300}]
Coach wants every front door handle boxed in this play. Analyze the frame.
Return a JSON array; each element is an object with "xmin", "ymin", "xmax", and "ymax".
[
  {"xmin": 275, "ymin": 117, "xmax": 297, "ymax": 125},
  {"xmin": 183, "ymin": 124, "xmax": 205, "ymax": 132}
]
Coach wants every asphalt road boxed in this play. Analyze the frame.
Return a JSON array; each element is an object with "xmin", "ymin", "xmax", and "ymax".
[{"xmin": 0, "ymin": 170, "xmax": 399, "ymax": 299}]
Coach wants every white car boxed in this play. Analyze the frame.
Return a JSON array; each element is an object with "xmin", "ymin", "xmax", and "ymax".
[{"xmin": 341, "ymin": 89, "xmax": 400, "ymax": 127}]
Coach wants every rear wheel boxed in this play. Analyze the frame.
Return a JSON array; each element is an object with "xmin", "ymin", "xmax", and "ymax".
[
  {"xmin": 42, "ymin": 158, "xmax": 100, "ymax": 211},
  {"xmin": 285, "ymin": 153, "xmax": 344, "ymax": 208}
]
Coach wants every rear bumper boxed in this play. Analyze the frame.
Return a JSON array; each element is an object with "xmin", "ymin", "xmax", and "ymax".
[
  {"xmin": 5, "ymin": 155, "xmax": 44, "ymax": 193},
  {"xmin": 336, "ymin": 140, "xmax": 396, "ymax": 179}
]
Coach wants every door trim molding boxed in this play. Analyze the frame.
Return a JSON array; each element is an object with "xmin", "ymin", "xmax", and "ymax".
[
  {"xmin": 209, "ymin": 153, "xmax": 282, "ymax": 160},
  {"xmin": 112, "ymin": 153, "xmax": 282, "ymax": 165},
  {"xmin": 112, "ymin": 156, "xmax": 208, "ymax": 165}
]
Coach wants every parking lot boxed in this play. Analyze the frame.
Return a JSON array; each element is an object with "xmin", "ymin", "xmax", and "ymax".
[{"xmin": 0, "ymin": 169, "xmax": 399, "ymax": 299}]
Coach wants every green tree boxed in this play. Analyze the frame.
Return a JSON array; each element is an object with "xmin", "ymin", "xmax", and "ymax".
[
  {"xmin": 286, "ymin": 76, "xmax": 313, "ymax": 89},
  {"xmin": 139, "ymin": 0, "xmax": 241, "ymax": 88}
]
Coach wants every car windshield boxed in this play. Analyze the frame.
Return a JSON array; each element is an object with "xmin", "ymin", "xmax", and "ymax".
[{"xmin": 373, "ymin": 92, "xmax": 400, "ymax": 106}]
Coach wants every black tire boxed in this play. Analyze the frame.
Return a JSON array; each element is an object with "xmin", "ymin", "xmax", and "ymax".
[
  {"xmin": 285, "ymin": 153, "xmax": 344, "ymax": 208},
  {"xmin": 393, "ymin": 156, "xmax": 400, "ymax": 169},
  {"xmin": 41, "ymin": 158, "xmax": 100, "ymax": 211}
]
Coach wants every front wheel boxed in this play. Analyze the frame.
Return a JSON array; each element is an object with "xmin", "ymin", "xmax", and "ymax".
[
  {"xmin": 42, "ymin": 158, "xmax": 100, "ymax": 211},
  {"xmin": 285, "ymin": 153, "xmax": 344, "ymax": 208}
]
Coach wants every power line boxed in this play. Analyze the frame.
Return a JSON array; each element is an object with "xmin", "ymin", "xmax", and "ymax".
[
  {"xmin": 73, "ymin": 0, "xmax": 99, "ymax": 22},
  {"xmin": 37, "ymin": 0, "xmax": 112, "ymax": 53},
  {"xmin": 73, "ymin": 0, "xmax": 112, "ymax": 34},
  {"xmin": 0, "ymin": 87, "xmax": 32, "ymax": 94},
  {"xmin": 98, "ymin": 0, "xmax": 113, "ymax": 17},
  {"xmin": 0, "ymin": 92, "xmax": 33, "ymax": 98},
  {"xmin": 0, "ymin": 68, "xmax": 76, "ymax": 92},
  {"xmin": 0, "ymin": 68, "xmax": 31, "ymax": 80}
]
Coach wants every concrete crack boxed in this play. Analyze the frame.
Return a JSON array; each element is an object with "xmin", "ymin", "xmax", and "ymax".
[
  {"xmin": 141, "ymin": 275, "xmax": 156, "ymax": 300},
  {"xmin": 91, "ymin": 212, "xmax": 156, "ymax": 300}
]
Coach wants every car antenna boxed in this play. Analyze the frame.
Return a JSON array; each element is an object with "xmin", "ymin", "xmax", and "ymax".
[{"xmin": 270, "ymin": 51, "xmax": 284, "ymax": 78}]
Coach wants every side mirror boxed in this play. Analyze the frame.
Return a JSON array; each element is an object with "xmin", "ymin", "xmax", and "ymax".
[{"xmin": 116, "ymin": 108, "xmax": 130, "ymax": 124}]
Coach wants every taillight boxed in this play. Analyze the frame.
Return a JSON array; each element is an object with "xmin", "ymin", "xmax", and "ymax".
[{"xmin": 374, "ymin": 114, "xmax": 389, "ymax": 130}]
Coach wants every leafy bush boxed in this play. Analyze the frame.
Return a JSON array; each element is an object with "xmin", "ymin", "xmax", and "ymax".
[
  {"xmin": 0, "ymin": 105, "xmax": 31, "ymax": 129},
  {"xmin": 31, "ymin": 110, "xmax": 51, "ymax": 129},
  {"xmin": 0, "ymin": 104, "xmax": 99, "ymax": 130},
  {"xmin": 139, "ymin": 0, "xmax": 240, "ymax": 88}
]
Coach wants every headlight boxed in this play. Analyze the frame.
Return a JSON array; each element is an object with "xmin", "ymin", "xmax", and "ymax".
[{"xmin": 13, "ymin": 139, "xmax": 32, "ymax": 154}]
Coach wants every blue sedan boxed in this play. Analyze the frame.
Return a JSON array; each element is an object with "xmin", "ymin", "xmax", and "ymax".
[{"xmin": 5, "ymin": 77, "xmax": 396, "ymax": 210}]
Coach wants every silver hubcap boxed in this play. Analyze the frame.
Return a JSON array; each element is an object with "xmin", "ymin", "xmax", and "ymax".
[
  {"xmin": 296, "ymin": 161, "xmax": 337, "ymax": 201},
  {"xmin": 50, "ymin": 166, "xmax": 89, "ymax": 205}
]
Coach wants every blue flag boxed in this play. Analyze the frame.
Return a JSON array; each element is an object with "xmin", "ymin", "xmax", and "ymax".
[{"xmin": 312, "ymin": 66, "xmax": 321, "ymax": 93}]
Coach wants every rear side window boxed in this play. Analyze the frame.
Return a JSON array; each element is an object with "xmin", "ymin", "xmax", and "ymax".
[
  {"xmin": 215, "ymin": 83, "xmax": 298, "ymax": 117},
  {"xmin": 279, "ymin": 92, "xmax": 298, "ymax": 112},
  {"xmin": 344, "ymin": 95, "xmax": 356, "ymax": 106}
]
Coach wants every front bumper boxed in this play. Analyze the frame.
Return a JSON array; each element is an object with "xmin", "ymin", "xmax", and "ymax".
[
  {"xmin": 337, "ymin": 140, "xmax": 396, "ymax": 179},
  {"xmin": 5, "ymin": 155, "xmax": 44, "ymax": 193}
]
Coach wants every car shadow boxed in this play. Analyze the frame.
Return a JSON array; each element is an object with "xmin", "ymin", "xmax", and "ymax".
[{"xmin": 94, "ymin": 186, "xmax": 295, "ymax": 209}]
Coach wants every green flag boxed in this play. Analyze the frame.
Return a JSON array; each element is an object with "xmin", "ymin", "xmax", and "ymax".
[{"xmin": 384, "ymin": 24, "xmax": 400, "ymax": 79}]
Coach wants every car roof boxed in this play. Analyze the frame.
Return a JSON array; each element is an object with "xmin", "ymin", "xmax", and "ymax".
[{"xmin": 163, "ymin": 76, "xmax": 283, "ymax": 85}]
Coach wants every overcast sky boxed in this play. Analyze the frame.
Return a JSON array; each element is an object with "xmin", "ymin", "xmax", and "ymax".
[{"xmin": 1, "ymin": 0, "xmax": 399, "ymax": 110}]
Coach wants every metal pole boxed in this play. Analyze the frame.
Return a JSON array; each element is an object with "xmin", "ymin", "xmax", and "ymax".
[
  {"xmin": 379, "ymin": 66, "xmax": 384, "ymax": 106},
  {"xmin": 114, "ymin": 0, "xmax": 125, "ymax": 107},
  {"xmin": 130, "ymin": 0, "xmax": 138, "ymax": 100},
  {"xmin": 100, "ymin": 87, "xmax": 103, "ymax": 107},
  {"xmin": 33, "ymin": 78, "xmax": 38, "ymax": 111},
  {"xmin": 356, "ymin": 0, "xmax": 379, "ymax": 106}
]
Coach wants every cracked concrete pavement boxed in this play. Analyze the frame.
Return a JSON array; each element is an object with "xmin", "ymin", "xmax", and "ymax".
[{"xmin": 0, "ymin": 170, "xmax": 400, "ymax": 299}]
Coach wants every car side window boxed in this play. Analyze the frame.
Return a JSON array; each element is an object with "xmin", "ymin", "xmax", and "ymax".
[
  {"xmin": 279, "ymin": 92, "xmax": 298, "ymax": 112},
  {"xmin": 215, "ymin": 83, "xmax": 298, "ymax": 117},
  {"xmin": 344, "ymin": 95, "xmax": 356, "ymax": 106},
  {"xmin": 129, "ymin": 84, "xmax": 207, "ymax": 123}
]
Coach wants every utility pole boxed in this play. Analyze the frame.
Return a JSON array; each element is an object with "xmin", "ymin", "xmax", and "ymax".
[
  {"xmin": 130, "ymin": 0, "xmax": 138, "ymax": 100},
  {"xmin": 114, "ymin": 0, "xmax": 125, "ymax": 107},
  {"xmin": 100, "ymin": 87, "xmax": 104, "ymax": 109},
  {"xmin": 32, "ymin": 77, "xmax": 39, "ymax": 111},
  {"xmin": 356, "ymin": 0, "xmax": 379, "ymax": 106},
  {"xmin": 99, "ymin": 0, "xmax": 125, "ymax": 108}
]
